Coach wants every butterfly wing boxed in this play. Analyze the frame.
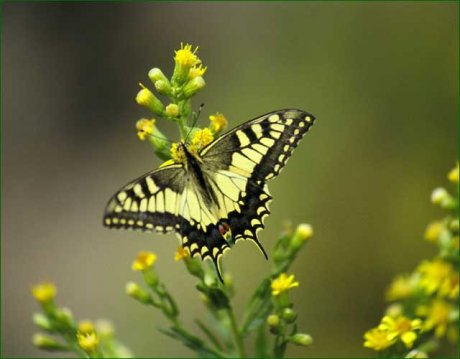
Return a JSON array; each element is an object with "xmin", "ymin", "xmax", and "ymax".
[{"xmin": 198, "ymin": 109, "xmax": 315, "ymax": 255}]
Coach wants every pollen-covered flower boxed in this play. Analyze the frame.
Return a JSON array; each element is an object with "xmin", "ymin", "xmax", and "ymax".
[
  {"xmin": 271, "ymin": 273, "xmax": 299, "ymax": 296},
  {"xmin": 209, "ymin": 113, "xmax": 228, "ymax": 134},
  {"xmin": 189, "ymin": 128, "xmax": 213, "ymax": 153},
  {"xmin": 132, "ymin": 251, "xmax": 157, "ymax": 272},
  {"xmin": 77, "ymin": 331, "xmax": 100, "ymax": 353},
  {"xmin": 420, "ymin": 299, "xmax": 454, "ymax": 337},
  {"xmin": 136, "ymin": 118, "xmax": 156, "ymax": 141},
  {"xmin": 175, "ymin": 43, "xmax": 201, "ymax": 67},
  {"xmin": 424, "ymin": 221, "xmax": 444, "ymax": 242},
  {"xmin": 171, "ymin": 143, "xmax": 186, "ymax": 163},
  {"xmin": 386, "ymin": 275, "xmax": 414, "ymax": 301},
  {"xmin": 378, "ymin": 315, "xmax": 422, "ymax": 348},
  {"xmin": 32, "ymin": 282, "xmax": 57, "ymax": 303},
  {"xmin": 447, "ymin": 162, "xmax": 459, "ymax": 184},
  {"xmin": 363, "ymin": 328, "xmax": 395, "ymax": 351},
  {"xmin": 417, "ymin": 259, "xmax": 457, "ymax": 297},
  {"xmin": 175, "ymin": 246, "xmax": 189, "ymax": 261},
  {"xmin": 189, "ymin": 64, "xmax": 207, "ymax": 79},
  {"xmin": 78, "ymin": 320, "xmax": 95, "ymax": 334}
]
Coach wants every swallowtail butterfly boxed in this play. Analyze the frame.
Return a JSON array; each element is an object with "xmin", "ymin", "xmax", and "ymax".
[{"xmin": 103, "ymin": 109, "xmax": 315, "ymax": 281}]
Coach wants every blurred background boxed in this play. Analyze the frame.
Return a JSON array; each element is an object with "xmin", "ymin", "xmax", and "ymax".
[{"xmin": 2, "ymin": 2, "xmax": 458, "ymax": 357}]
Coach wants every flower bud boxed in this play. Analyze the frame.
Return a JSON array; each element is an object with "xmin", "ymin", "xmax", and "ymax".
[
  {"xmin": 126, "ymin": 282, "xmax": 152, "ymax": 304},
  {"xmin": 148, "ymin": 68, "xmax": 168, "ymax": 84},
  {"xmin": 406, "ymin": 349, "xmax": 429, "ymax": 358},
  {"xmin": 154, "ymin": 80, "xmax": 171, "ymax": 96},
  {"xmin": 136, "ymin": 87, "xmax": 164, "ymax": 115},
  {"xmin": 165, "ymin": 103, "xmax": 179, "ymax": 118},
  {"xmin": 290, "ymin": 223, "xmax": 313, "ymax": 251},
  {"xmin": 447, "ymin": 163, "xmax": 459, "ymax": 184},
  {"xmin": 32, "ymin": 313, "xmax": 53, "ymax": 331},
  {"xmin": 32, "ymin": 333, "xmax": 67, "ymax": 351},
  {"xmin": 95, "ymin": 319, "xmax": 115, "ymax": 338},
  {"xmin": 78, "ymin": 320, "xmax": 95, "ymax": 334},
  {"xmin": 431, "ymin": 187, "xmax": 456, "ymax": 209},
  {"xmin": 77, "ymin": 331, "xmax": 99, "ymax": 354},
  {"xmin": 267, "ymin": 314, "xmax": 280, "ymax": 327},
  {"xmin": 290, "ymin": 333, "xmax": 313, "ymax": 346},
  {"xmin": 185, "ymin": 257, "xmax": 204, "ymax": 280},
  {"xmin": 182, "ymin": 77, "xmax": 205, "ymax": 98},
  {"xmin": 55, "ymin": 307, "xmax": 75, "ymax": 328},
  {"xmin": 32, "ymin": 282, "xmax": 57, "ymax": 304},
  {"xmin": 281, "ymin": 308, "xmax": 297, "ymax": 323}
]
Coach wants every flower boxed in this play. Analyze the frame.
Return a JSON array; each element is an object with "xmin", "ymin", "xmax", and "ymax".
[
  {"xmin": 421, "ymin": 299, "xmax": 454, "ymax": 337},
  {"xmin": 290, "ymin": 223, "xmax": 313, "ymax": 251},
  {"xmin": 424, "ymin": 221, "xmax": 444, "ymax": 242},
  {"xmin": 447, "ymin": 162, "xmax": 459, "ymax": 184},
  {"xmin": 378, "ymin": 315, "xmax": 422, "ymax": 348},
  {"xmin": 171, "ymin": 143, "xmax": 186, "ymax": 163},
  {"xmin": 189, "ymin": 64, "xmax": 207, "ymax": 79},
  {"xmin": 209, "ymin": 113, "xmax": 228, "ymax": 134},
  {"xmin": 189, "ymin": 128, "xmax": 213, "ymax": 153},
  {"xmin": 175, "ymin": 246, "xmax": 189, "ymax": 261},
  {"xmin": 131, "ymin": 251, "xmax": 157, "ymax": 271},
  {"xmin": 417, "ymin": 259, "xmax": 456, "ymax": 296},
  {"xmin": 32, "ymin": 282, "xmax": 57, "ymax": 303},
  {"xmin": 174, "ymin": 43, "xmax": 200, "ymax": 68},
  {"xmin": 136, "ymin": 118, "xmax": 156, "ymax": 141},
  {"xmin": 165, "ymin": 104, "xmax": 179, "ymax": 118},
  {"xmin": 77, "ymin": 331, "xmax": 100, "ymax": 353},
  {"xmin": 363, "ymin": 328, "xmax": 395, "ymax": 351},
  {"xmin": 271, "ymin": 273, "xmax": 299, "ymax": 296},
  {"xmin": 386, "ymin": 275, "xmax": 414, "ymax": 301}
]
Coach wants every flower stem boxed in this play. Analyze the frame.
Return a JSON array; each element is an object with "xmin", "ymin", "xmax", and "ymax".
[{"xmin": 227, "ymin": 307, "xmax": 246, "ymax": 358}]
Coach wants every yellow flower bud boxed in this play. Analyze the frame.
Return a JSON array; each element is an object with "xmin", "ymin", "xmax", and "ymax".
[
  {"xmin": 165, "ymin": 103, "xmax": 180, "ymax": 118},
  {"xmin": 424, "ymin": 221, "xmax": 444, "ymax": 242},
  {"xmin": 290, "ymin": 333, "xmax": 313, "ymax": 346},
  {"xmin": 148, "ymin": 67, "xmax": 168, "ymax": 84},
  {"xmin": 447, "ymin": 162, "xmax": 459, "ymax": 184},
  {"xmin": 267, "ymin": 314, "xmax": 280, "ymax": 327},
  {"xmin": 290, "ymin": 223, "xmax": 313, "ymax": 251},
  {"xmin": 126, "ymin": 282, "xmax": 152, "ymax": 304},
  {"xmin": 135, "ymin": 86, "xmax": 164, "ymax": 115},
  {"xmin": 33, "ymin": 333, "xmax": 65, "ymax": 351},
  {"xmin": 78, "ymin": 320, "xmax": 95, "ymax": 334}
]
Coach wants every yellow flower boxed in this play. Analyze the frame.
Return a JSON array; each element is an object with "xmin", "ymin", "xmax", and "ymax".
[
  {"xmin": 175, "ymin": 43, "xmax": 201, "ymax": 67},
  {"xmin": 421, "ymin": 299, "xmax": 453, "ymax": 337},
  {"xmin": 424, "ymin": 221, "xmax": 444, "ymax": 242},
  {"xmin": 209, "ymin": 113, "xmax": 228, "ymax": 134},
  {"xmin": 378, "ymin": 315, "xmax": 422, "ymax": 348},
  {"xmin": 386, "ymin": 275, "xmax": 414, "ymax": 301},
  {"xmin": 78, "ymin": 320, "xmax": 95, "ymax": 334},
  {"xmin": 189, "ymin": 128, "xmax": 214, "ymax": 153},
  {"xmin": 136, "ymin": 118, "xmax": 156, "ymax": 141},
  {"xmin": 175, "ymin": 246, "xmax": 189, "ymax": 261},
  {"xmin": 189, "ymin": 64, "xmax": 207, "ymax": 79},
  {"xmin": 363, "ymin": 328, "xmax": 395, "ymax": 351},
  {"xmin": 131, "ymin": 251, "xmax": 157, "ymax": 271},
  {"xmin": 271, "ymin": 273, "xmax": 299, "ymax": 296},
  {"xmin": 171, "ymin": 143, "xmax": 186, "ymax": 164},
  {"xmin": 447, "ymin": 162, "xmax": 459, "ymax": 184},
  {"xmin": 165, "ymin": 103, "xmax": 179, "ymax": 118},
  {"xmin": 77, "ymin": 331, "xmax": 99, "ymax": 353},
  {"xmin": 417, "ymin": 259, "xmax": 456, "ymax": 296},
  {"xmin": 32, "ymin": 282, "xmax": 57, "ymax": 303}
]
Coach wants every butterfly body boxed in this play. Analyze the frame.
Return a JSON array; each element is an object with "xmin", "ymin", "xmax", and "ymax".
[{"xmin": 104, "ymin": 109, "xmax": 315, "ymax": 280}]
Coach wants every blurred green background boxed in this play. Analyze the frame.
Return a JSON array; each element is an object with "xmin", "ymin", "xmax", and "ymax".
[{"xmin": 2, "ymin": 2, "xmax": 458, "ymax": 357}]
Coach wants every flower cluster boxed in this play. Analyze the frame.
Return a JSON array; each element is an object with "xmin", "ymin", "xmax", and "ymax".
[
  {"xmin": 126, "ymin": 223, "xmax": 314, "ymax": 358},
  {"xmin": 31, "ymin": 282, "xmax": 131, "ymax": 357},
  {"xmin": 134, "ymin": 43, "xmax": 227, "ymax": 162},
  {"xmin": 363, "ymin": 163, "xmax": 459, "ymax": 357}
]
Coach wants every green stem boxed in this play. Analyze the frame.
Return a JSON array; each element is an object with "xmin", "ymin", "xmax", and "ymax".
[{"xmin": 227, "ymin": 307, "xmax": 246, "ymax": 358}]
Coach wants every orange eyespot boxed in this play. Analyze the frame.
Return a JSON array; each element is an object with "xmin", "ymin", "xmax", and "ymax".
[{"xmin": 218, "ymin": 222, "xmax": 230, "ymax": 235}]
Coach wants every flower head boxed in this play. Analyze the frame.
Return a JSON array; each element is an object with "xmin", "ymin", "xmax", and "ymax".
[
  {"xmin": 363, "ymin": 328, "xmax": 395, "ymax": 351},
  {"xmin": 171, "ymin": 143, "xmax": 186, "ymax": 164},
  {"xmin": 209, "ymin": 113, "xmax": 228, "ymax": 134},
  {"xmin": 424, "ymin": 221, "xmax": 444, "ymax": 243},
  {"xmin": 77, "ymin": 331, "xmax": 100, "ymax": 354},
  {"xmin": 417, "ymin": 259, "xmax": 456, "ymax": 296},
  {"xmin": 189, "ymin": 64, "xmax": 207, "ymax": 79},
  {"xmin": 136, "ymin": 118, "xmax": 156, "ymax": 141},
  {"xmin": 420, "ymin": 299, "xmax": 454, "ymax": 337},
  {"xmin": 32, "ymin": 282, "xmax": 57, "ymax": 303},
  {"xmin": 175, "ymin": 43, "xmax": 201, "ymax": 68},
  {"xmin": 378, "ymin": 315, "xmax": 422, "ymax": 348},
  {"xmin": 131, "ymin": 251, "xmax": 157, "ymax": 272},
  {"xmin": 175, "ymin": 246, "xmax": 189, "ymax": 261},
  {"xmin": 386, "ymin": 275, "xmax": 414, "ymax": 301},
  {"xmin": 271, "ymin": 273, "xmax": 299, "ymax": 296},
  {"xmin": 189, "ymin": 128, "xmax": 213, "ymax": 153},
  {"xmin": 78, "ymin": 320, "xmax": 95, "ymax": 334}
]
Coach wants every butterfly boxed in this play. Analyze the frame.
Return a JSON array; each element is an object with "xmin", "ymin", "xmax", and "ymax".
[{"xmin": 103, "ymin": 109, "xmax": 315, "ymax": 281}]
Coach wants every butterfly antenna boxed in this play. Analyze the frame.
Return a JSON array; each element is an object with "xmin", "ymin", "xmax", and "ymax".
[
  {"xmin": 145, "ymin": 132, "xmax": 174, "ymax": 144},
  {"xmin": 184, "ymin": 103, "xmax": 205, "ymax": 143}
]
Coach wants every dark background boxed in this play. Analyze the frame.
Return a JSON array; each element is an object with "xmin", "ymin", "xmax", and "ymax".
[{"xmin": 2, "ymin": 2, "xmax": 458, "ymax": 357}]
